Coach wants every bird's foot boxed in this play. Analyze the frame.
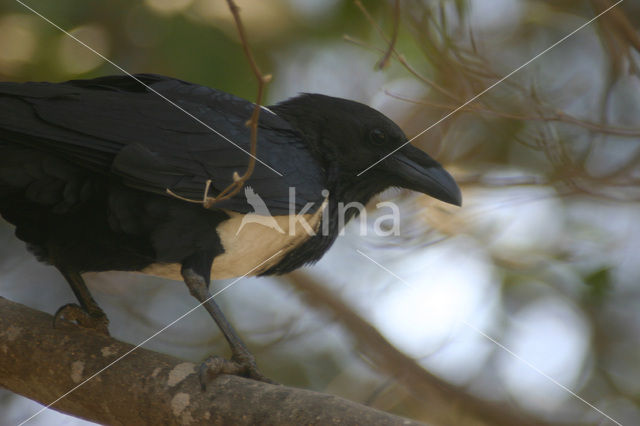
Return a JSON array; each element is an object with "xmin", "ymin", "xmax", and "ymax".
[
  {"xmin": 53, "ymin": 303, "xmax": 110, "ymax": 336},
  {"xmin": 198, "ymin": 353, "xmax": 276, "ymax": 390}
]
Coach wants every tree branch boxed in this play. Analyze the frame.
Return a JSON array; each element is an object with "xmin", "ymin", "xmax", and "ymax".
[
  {"xmin": 0, "ymin": 297, "xmax": 422, "ymax": 425},
  {"xmin": 285, "ymin": 271, "xmax": 558, "ymax": 426}
]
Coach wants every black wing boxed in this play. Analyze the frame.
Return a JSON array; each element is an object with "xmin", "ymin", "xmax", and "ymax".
[{"xmin": 0, "ymin": 74, "xmax": 325, "ymax": 214}]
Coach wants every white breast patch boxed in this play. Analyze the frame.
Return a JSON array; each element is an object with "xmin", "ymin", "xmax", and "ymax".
[{"xmin": 141, "ymin": 200, "xmax": 326, "ymax": 281}]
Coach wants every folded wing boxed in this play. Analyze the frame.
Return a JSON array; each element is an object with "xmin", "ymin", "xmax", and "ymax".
[{"xmin": 0, "ymin": 74, "xmax": 325, "ymax": 214}]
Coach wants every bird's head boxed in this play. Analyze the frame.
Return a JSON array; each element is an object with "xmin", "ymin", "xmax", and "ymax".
[{"xmin": 270, "ymin": 93, "xmax": 461, "ymax": 206}]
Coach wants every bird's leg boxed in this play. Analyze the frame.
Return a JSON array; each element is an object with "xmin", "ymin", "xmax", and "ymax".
[
  {"xmin": 53, "ymin": 266, "xmax": 110, "ymax": 335},
  {"xmin": 181, "ymin": 255, "xmax": 274, "ymax": 387}
]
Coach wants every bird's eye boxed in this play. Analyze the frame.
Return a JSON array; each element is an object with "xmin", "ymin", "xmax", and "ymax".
[{"xmin": 369, "ymin": 128, "xmax": 386, "ymax": 146}]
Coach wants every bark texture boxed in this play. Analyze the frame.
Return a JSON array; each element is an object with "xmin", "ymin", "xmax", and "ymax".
[{"xmin": 0, "ymin": 297, "xmax": 422, "ymax": 426}]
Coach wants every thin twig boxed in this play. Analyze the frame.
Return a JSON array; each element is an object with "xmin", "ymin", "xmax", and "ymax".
[
  {"xmin": 592, "ymin": 0, "xmax": 640, "ymax": 53},
  {"xmin": 375, "ymin": 0, "xmax": 400, "ymax": 70},
  {"xmin": 351, "ymin": 0, "xmax": 459, "ymax": 102},
  {"xmin": 384, "ymin": 90, "xmax": 640, "ymax": 137},
  {"xmin": 167, "ymin": 0, "xmax": 272, "ymax": 208}
]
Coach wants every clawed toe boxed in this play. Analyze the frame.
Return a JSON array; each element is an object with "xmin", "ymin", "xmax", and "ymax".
[
  {"xmin": 54, "ymin": 303, "xmax": 110, "ymax": 336},
  {"xmin": 198, "ymin": 354, "xmax": 276, "ymax": 390}
]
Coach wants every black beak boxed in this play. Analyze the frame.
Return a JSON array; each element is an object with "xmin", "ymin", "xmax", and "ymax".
[{"xmin": 386, "ymin": 144, "xmax": 462, "ymax": 206}]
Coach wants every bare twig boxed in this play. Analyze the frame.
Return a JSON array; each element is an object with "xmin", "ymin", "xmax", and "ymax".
[
  {"xmin": 351, "ymin": 0, "xmax": 459, "ymax": 102},
  {"xmin": 384, "ymin": 90, "xmax": 640, "ymax": 137},
  {"xmin": 376, "ymin": 0, "xmax": 400, "ymax": 70},
  {"xmin": 593, "ymin": 0, "xmax": 640, "ymax": 54},
  {"xmin": 167, "ymin": 0, "xmax": 272, "ymax": 208}
]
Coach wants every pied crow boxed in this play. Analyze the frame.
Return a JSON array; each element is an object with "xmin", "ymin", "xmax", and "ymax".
[{"xmin": 0, "ymin": 74, "xmax": 461, "ymax": 380}]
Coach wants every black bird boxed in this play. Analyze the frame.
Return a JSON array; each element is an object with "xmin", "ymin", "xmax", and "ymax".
[{"xmin": 0, "ymin": 74, "xmax": 461, "ymax": 380}]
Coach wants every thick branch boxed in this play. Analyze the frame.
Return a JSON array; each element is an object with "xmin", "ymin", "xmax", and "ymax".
[
  {"xmin": 0, "ymin": 297, "xmax": 421, "ymax": 425},
  {"xmin": 285, "ymin": 271, "xmax": 557, "ymax": 426}
]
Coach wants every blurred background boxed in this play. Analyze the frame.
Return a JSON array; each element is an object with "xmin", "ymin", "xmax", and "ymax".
[{"xmin": 1, "ymin": 0, "xmax": 639, "ymax": 424}]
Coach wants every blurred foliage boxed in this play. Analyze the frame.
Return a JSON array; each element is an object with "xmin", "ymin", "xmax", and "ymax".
[{"xmin": 1, "ymin": 0, "xmax": 640, "ymax": 425}]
